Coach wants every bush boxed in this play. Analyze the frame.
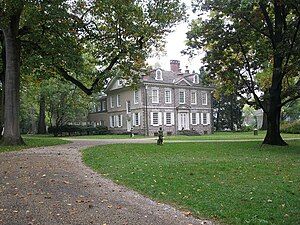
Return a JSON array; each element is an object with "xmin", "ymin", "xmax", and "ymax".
[
  {"xmin": 48, "ymin": 125, "xmax": 110, "ymax": 136},
  {"xmin": 240, "ymin": 125, "xmax": 255, "ymax": 132},
  {"xmin": 281, "ymin": 121, "xmax": 300, "ymax": 134}
]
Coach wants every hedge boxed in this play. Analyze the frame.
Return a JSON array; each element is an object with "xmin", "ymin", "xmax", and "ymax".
[
  {"xmin": 280, "ymin": 121, "xmax": 300, "ymax": 134},
  {"xmin": 48, "ymin": 125, "xmax": 110, "ymax": 137}
]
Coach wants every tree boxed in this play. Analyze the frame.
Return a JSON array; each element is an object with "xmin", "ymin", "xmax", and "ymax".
[
  {"xmin": 185, "ymin": 0, "xmax": 300, "ymax": 145},
  {"xmin": 213, "ymin": 94, "xmax": 243, "ymax": 131},
  {"xmin": 0, "ymin": 0, "xmax": 185, "ymax": 145}
]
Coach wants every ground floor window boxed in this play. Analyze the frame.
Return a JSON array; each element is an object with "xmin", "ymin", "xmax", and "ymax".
[
  {"xmin": 166, "ymin": 112, "xmax": 171, "ymax": 125},
  {"xmin": 191, "ymin": 113, "xmax": 197, "ymax": 125}
]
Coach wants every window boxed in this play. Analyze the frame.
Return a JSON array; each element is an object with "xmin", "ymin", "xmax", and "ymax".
[
  {"xmin": 118, "ymin": 79, "xmax": 124, "ymax": 86},
  {"xmin": 193, "ymin": 75, "xmax": 199, "ymax": 84},
  {"xmin": 133, "ymin": 113, "xmax": 140, "ymax": 126},
  {"xmin": 191, "ymin": 113, "xmax": 197, "ymax": 125},
  {"xmin": 110, "ymin": 116, "xmax": 115, "ymax": 127},
  {"xmin": 203, "ymin": 113, "xmax": 207, "ymax": 125},
  {"xmin": 152, "ymin": 89, "xmax": 159, "ymax": 103},
  {"xmin": 202, "ymin": 92, "xmax": 207, "ymax": 105},
  {"xmin": 110, "ymin": 96, "xmax": 115, "ymax": 108},
  {"xmin": 191, "ymin": 91, "xmax": 197, "ymax": 104},
  {"xmin": 118, "ymin": 115, "xmax": 122, "ymax": 127},
  {"xmin": 179, "ymin": 91, "xmax": 185, "ymax": 104},
  {"xmin": 155, "ymin": 69, "xmax": 163, "ymax": 80},
  {"xmin": 166, "ymin": 112, "xmax": 171, "ymax": 125},
  {"xmin": 102, "ymin": 100, "xmax": 106, "ymax": 111},
  {"xmin": 126, "ymin": 101, "xmax": 131, "ymax": 113},
  {"xmin": 165, "ymin": 90, "xmax": 171, "ymax": 104},
  {"xmin": 116, "ymin": 94, "xmax": 121, "ymax": 107},
  {"xmin": 152, "ymin": 112, "xmax": 159, "ymax": 126},
  {"xmin": 134, "ymin": 90, "xmax": 139, "ymax": 104}
]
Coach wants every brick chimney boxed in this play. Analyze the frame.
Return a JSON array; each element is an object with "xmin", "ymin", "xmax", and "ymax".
[{"xmin": 170, "ymin": 60, "xmax": 180, "ymax": 73}]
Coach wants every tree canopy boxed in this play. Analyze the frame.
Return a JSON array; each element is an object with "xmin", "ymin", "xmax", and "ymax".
[{"xmin": 185, "ymin": 0, "xmax": 300, "ymax": 145}]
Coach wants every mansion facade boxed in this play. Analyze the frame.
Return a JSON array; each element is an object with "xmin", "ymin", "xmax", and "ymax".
[{"xmin": 88, "ymin": 60, "xmax": 214, "ymax": 136}]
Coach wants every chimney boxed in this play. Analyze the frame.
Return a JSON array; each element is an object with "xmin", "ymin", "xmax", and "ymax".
[
  {"xmin": 185, "ymin": 66, "xmax": 189, "ymax": 74},
  {"xmin": 170, "ymin": 60, "xmax": 180, "ymax": 73}
]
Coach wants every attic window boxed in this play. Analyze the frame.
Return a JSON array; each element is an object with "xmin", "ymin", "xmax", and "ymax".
[
  {"xmin": 155, "ymin": 69, "xmax": 163, "ymax": 80},
  {"xmin": 193, "ymin": 74, "xmax": 199, "ymax": 84},
  {"xmin": 118, "ymin": 79, "xmax": 124, "ymax": 86}
]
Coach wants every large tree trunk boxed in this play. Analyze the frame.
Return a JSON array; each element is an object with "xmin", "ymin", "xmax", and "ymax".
[
  {"xmin": 1, "ymin": 10, "xmax": 24, "ymax": 146},
  {"xmin": 37, "ymin": 93, "xmax": 47, "ymax": 134},
  {"xmin": 261, "ymin": 112, "xmax": 268, "ymax": 130},
  {"xmin": 0, "ymin": 33, "xmax": 5, "ymax": 138}
]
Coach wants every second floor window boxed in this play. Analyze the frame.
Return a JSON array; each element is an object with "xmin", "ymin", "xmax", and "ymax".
[
  {"xmin": 134, "ymin": 90, "xmax": 139, "ymax": 104},
  {"xmin": 179, "ymin": 91, "xmax": 185, "ymax": 104},
  {"xmin": 202, "ymin": 92, "xmax": 208, "ymax": 105},
  {"xmin": 165, "ymin": 90, "xmax": 171, "ymax": 104},
  {"xmin": 191, "ymin": 92, "xmax": 197, "ymax": 104},
  {"xmin": 126, "ymin": 101, "xmax": 131, "ymax": 113},
  {"xmin": 116, "ymin": 94, "xmax": 121, "ymax": 107},
  {"xmin": 110, "ymin": 96, "xmax": 115, "ymax": 108},
  {"xmin": 102, "ymin": 100, "xmax": 107, "ymax": 111},
  {"xmin": 152, "ymin": 89, "xmax": 159, "ymax": 103}
]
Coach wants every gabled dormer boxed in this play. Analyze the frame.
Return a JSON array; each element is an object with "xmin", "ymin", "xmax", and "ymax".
[
  {"xmin": 193, "ymin": 74, "xmax": 200, "ymax": 84},
  {"xmin": 155, "ymin": 69, "xmax": 163, "ymax": 81}
]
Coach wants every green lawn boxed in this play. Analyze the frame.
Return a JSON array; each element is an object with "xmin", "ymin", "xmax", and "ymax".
[
  {"xmin": 66, "ymin": 134, "xmax": 147, "ymax": 139},
  {"xmin": 166, "ymin": 131, "xmax": 300, "ymax": 140},
  {"xmin": 0, "ymin": 136, "xmax": 69, "ymax": 153},
  {"xmin": 83, "ymin": 141, "xmax": 300, "ymax": 225}
]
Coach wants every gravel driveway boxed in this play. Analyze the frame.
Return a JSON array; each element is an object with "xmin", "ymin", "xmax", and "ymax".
[{"xmin": 0, "ymin": 139, "xmax": 215, "ymax": 225}]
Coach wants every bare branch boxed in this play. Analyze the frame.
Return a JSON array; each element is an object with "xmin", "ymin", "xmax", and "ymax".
[{"xmin": 259, "ymin": 2, "xmax": 275, "ymax": 47}]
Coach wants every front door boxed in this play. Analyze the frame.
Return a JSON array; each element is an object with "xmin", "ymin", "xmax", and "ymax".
[{"xmin": 178, "ymin": 113, "xmax": 189, "ymax": 130}]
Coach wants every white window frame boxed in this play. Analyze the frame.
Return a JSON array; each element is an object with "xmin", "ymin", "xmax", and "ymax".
[
  {"xmin": 165, "ymin": 90, "xmax": 171, "ymax": 104},
  {"xmin": 202, "ymin": 92, "xmax": 208, "ymax": 105},
  {"xmin": 193, "ymin": 75, "xmax": 199, "ymax": 84},
  {"xmin": 102, "ymin": 100, "xmax": 106, "ymax": 111},
  {"xmin": 165, "ymin": 112, "xmax": 172, "ymax": 126},
  {"xmin": 116, "ymin": 94, "xmax": 121, "ymax": 107},
  {"xmin": 191, "ymin": 113, "xmax": 197, "ymax": 125},
  {"xmin": 118, "ymin": 115, "xmax": 122, "ymax": 127},
  {"xmin": 134, "ymin": 90, "xmax": 139, "ymax": 104},
  {"xmin": 155, "ymin": 69, "xmax": 163, "ymax": 80},
  {"xmin": 133, "ymin": 112, "xmax": 140, "ymax": 126},
  {"xmin": 191, "ymin": 91, "xmax": 197, "ymax": 105},
  {"xmin": 151, "ymin": 112, "xmax": 162, "ymax": 126},
  {"xmin": 152, "ymin": 89, "xmax": 159, "ymax": 103},
  {"xmin": 126, "ymin": 101, "xmax": 131, "ymax": 113},
  {"xmin": 110, "ymin": 96, "xmax": 115, "ymax": 108},
  {"xmin": 179, "ymin": 91, "xmax": 185, "ymax": 104}
]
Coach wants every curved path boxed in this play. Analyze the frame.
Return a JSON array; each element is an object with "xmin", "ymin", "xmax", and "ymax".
[{"xmin": 0, "ymin": 139, "xmax": 215, "ymax": 225}]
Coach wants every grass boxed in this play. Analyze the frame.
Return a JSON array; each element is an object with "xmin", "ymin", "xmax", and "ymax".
[
  {"xmin": 0, "ymin": 135, "xmax": 69, "ymax": 153},
  {"xmin": 65, "ymin": 134, "xmax": 147, "ymax": 139},
  {"xmin": 83, "ymin": 140, "xmax": 300, "ymax": 225},
  {"xmin": 166, "ymin": 131, "xmax": 300, "ymax": 140}
]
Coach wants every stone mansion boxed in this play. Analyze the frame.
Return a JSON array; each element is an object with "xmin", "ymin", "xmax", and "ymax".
[{"xmin": 88, "ymin": 60, "xmax": 213, "ymax": 136}]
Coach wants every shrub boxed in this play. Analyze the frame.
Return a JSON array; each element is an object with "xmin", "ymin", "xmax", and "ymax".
[
  {"xmin": 281, "ymin": 121, "xmax": 300, "ymax": 134},
  {"xmin": 48, "ymin": 125, "xmax": 110, "ymax": 136}
]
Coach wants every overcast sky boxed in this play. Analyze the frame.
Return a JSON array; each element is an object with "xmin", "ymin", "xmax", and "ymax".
[{"xmin": 146, "ymin": 0, "xmax": 204, "ymax": 73}]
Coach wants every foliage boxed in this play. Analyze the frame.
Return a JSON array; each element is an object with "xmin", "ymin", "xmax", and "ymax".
[
  {"xmin": 83, "ymin": 141, "xmax": 300, "ymax": 225},
  {"xmin": 185, "ymin": 0, "xmax": 300, "ymax": 145},
  {"xmin": 213, "ymin": 93, "xmax": 243, "ymax": 131},
  {"xmin": 281, "ymin": 121, "xmax": 300, "ymax": 134},
  {"xmin": 282, "ymin": 99, "xmax": 300, "ymax": 122},
  {"xmin": 48, "ymin": 125, "xmax": 109, "ymax": 137}
]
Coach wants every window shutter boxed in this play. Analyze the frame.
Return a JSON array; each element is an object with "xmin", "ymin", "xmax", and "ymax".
[
  {"xmin": 132, "ymin": 114, "xmax": 135, "ymax": 126},
  {"xmin": 120, "ymin": 115, "xmax": 123, "ymax": 127},
  {"xmin": 158, "ymin": 112, "xmax": 162, "ymax": 125},
  {"xmin": 196, "ymin": 113, "xmax": 200, "ymax": 125},
  {"xmin": 109, "ymin": 116, "xmax": 112, "ymax": 128},
  {"xmin": 138, "ymin": 113, "xmax": 141, "ymax": 126},
  {"xmin": 207, "ymin": 113, "xmax": 210, "ymax": 125},
  {"xmin": 171, "ymin": 113, "xmax": 175, "ymax": 125},
  {"xmin": 190, "ymin": 113, "xmax": 193, "ymax": 124},
  {"xmin": 150, "ymin": 112, "xmax": 153, "ymax": 125},
  {"xmin": 201, "ymin": 113, "xmax": 204, "ymax": 124}
]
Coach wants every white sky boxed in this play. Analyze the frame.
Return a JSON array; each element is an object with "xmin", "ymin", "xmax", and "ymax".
[{"xmin": 146, "ymin": 0, "xmax": 204, "ymax": 73}]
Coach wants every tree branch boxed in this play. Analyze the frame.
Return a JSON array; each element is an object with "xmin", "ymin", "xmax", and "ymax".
[
  {"xmin": 241, "ymin": 16, "xmax": 272, "ymax": 39},
  {"xmin": 259, "ymin": 2, "xmax": 275, "ymax": 48},
  {"xmin": 280, "ymin": 95, "xmax": 300, "ymax": 107}
]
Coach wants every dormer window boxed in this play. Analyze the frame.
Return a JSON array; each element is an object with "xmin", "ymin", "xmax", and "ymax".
[
  {"xmin": 118, "ymin": 79, "xmax": 124, "ymax": 86},
  {"xmin": 193, "ymin": 74, "xmax": 199, "ymax": 84},
  {"xmin": 155, "ymin": 69, "xmax": 163, "ymax": 80}
]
